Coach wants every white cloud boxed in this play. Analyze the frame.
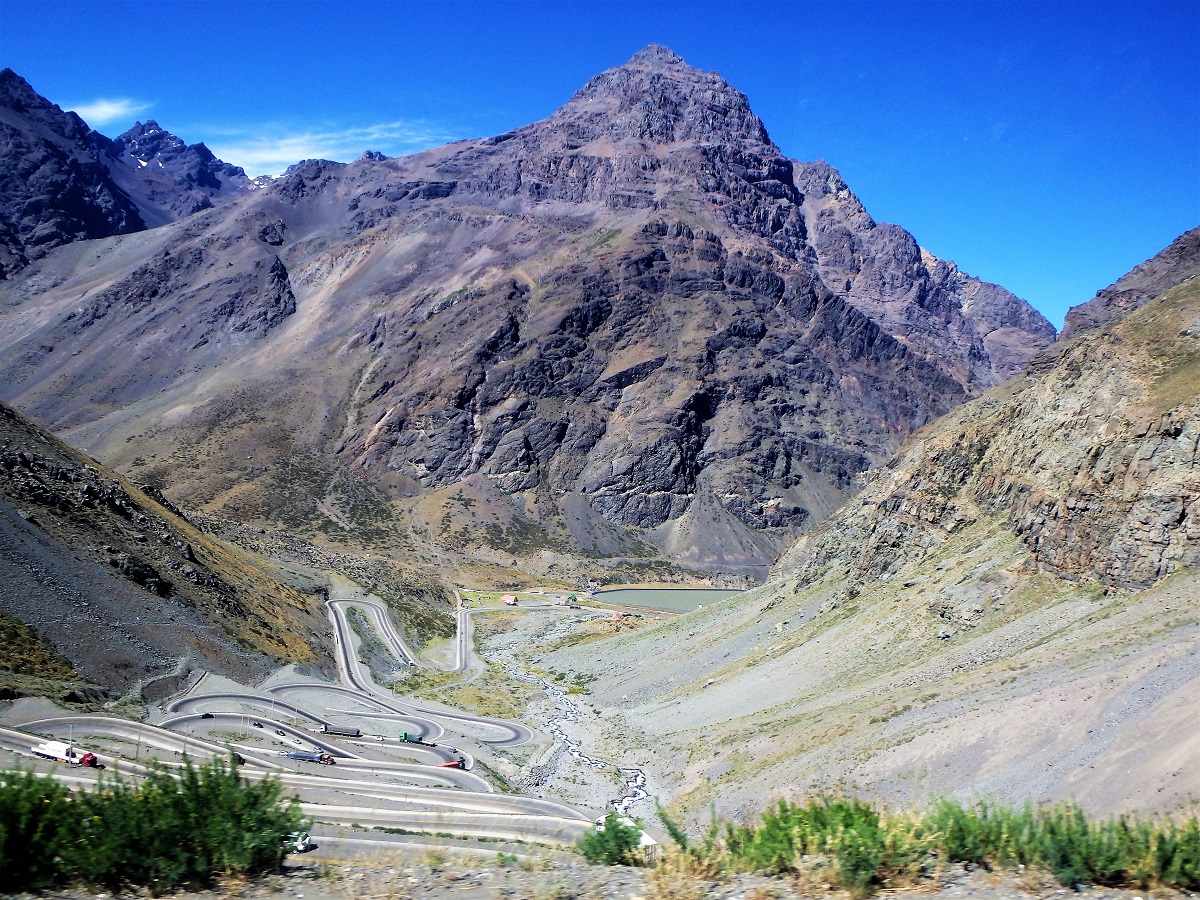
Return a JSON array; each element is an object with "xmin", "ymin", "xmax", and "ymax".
[
  {"xmin": 69, "ymin": 98, "xmax": 154, "ymax": 126},
  {"xmin": 207, "ymin": 120, "xmax": 462, "ymax": 177}
]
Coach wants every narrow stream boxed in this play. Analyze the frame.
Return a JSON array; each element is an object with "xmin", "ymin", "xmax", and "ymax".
[{"xmin": 489, "ymin": 618, "xmax": 649, "ymax": 815}]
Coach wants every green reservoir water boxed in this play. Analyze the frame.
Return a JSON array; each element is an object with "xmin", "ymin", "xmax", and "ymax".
[{"xmin": 594, "ymin": 588, "xmax": 741, "ymax": 612}]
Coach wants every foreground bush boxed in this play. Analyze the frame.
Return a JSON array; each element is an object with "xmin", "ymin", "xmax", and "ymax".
[
  {"xmin": 0, "ymin": 768, "xmax": 77, "ymax": 891},
  {"xmin": 0, "ymin": 755, "xmax": 305, "ymax": 893},
  {"xmin": 651, "ymin": 797, "xmax": 1200, "ymax": 897},
  {"xmin": 579, "ymin": 810, "xmax": 647, "ymax": 865},
  {"xmin": 924, "ymin": 798, "xmax": 1200, "ymax": 889}
]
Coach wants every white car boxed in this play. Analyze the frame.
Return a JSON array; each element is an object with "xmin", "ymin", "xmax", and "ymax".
[{"xmin": 285, "ymin": 831, "xmax": 312, "ymax": 853}]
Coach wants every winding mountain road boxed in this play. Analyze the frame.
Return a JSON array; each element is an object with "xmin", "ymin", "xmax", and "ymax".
[{"xmin": 1, "ymin": 596, "xmax": 593, "ymax": 844}]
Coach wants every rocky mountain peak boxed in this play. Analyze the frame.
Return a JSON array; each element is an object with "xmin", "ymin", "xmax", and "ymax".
[
  {"xmin": 111, "ymin": 119, "xmax": 239, "ymax": 174},
  {"xmin": 554, "ymin": 44, "xmax": 771, "ymax": 147},
  {"xmin": 113, "ymin": 119, "xmax": 188, "ymax": 158},
  {"xmin": 0, "ymin": 69, "xmax": 253, "ymax": 275},
  {"xmin": 0, "ymin": 56, "xmax": 1059, "ymax": 578},
  {"xmin": 100, "ymin": 117, "xmax": 248, "ymax": 223},
  {"xmin": 626, "ymin": 43, "xmax": 687, "ymax": 67},
  {"xmin": 0, "ymin": 68, "xmax": 44, "ymax": 109},
  {"xmin": 121, "ymin": 118, "xmax": 164, "ymax": 136}
]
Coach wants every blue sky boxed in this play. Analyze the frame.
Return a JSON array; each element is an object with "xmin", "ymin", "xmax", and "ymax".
[{"xmin": 3, "ymin": 1, "xmax": 1197, "ymax": 327}]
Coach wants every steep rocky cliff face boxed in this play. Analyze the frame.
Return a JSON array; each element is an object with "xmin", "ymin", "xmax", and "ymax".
[
  {"xmin": 776, "ymin": 241, "xmax": 1200, "ymax": 589},
  {"xmin": 0, "ymin": 47, "xmax": 1054, "ymax": 577},
  {"xmin": 0, "ymin": 69, "xmax": 145, "ymax": 277},
  {"xmin": 548, "ymin": 232, "xmax": 1199, "ymax": 824},
  {"xmin": 0, "ymin": 69, "xmax": 249, "ymax": 278}
]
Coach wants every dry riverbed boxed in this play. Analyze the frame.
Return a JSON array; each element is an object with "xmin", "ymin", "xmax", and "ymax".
[{"xmin": 472, "ymin": 606, "xmax": 663, "ymax": 819}]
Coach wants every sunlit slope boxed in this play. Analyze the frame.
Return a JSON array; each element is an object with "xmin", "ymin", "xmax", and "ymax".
[
  {"xmin": 0, "ymin": 401, "xmax": 328, "ymax": 692},
  {"xmin": 549, "ymin": 272, "xmax": 1199, "ymax": 821}
]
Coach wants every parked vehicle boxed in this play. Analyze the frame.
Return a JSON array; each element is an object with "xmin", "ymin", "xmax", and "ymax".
[{"xmin": 285, "ymin": 831, "xmax": 312, "ymax": 852}]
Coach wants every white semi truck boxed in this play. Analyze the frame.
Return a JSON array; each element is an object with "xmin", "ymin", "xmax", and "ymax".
[{"xmin": 31, "ymin": 740, "xmax": 103, "ymax": 768}]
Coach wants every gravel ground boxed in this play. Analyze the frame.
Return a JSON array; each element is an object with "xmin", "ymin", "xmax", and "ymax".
[{"xmin": 15, "ymin": 853, "xmax": 1191, "ymax": 900}]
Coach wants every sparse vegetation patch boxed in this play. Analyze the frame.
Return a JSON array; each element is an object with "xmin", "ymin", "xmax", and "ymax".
[
  {"xmin": 0, "ymin": 611, "xmax": 75, "ymax": 679},
  {"xmin": 646, "ymin": 797, "xmax": 1200, "ymax": 897},
  {"xmin": 0, "ymin": 755, "xmax": 305, "ymax": 893}
]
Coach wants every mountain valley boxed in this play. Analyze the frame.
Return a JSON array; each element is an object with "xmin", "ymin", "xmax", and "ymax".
[
  {"xmin": 545, "ymin": 231, "xmax": 1200, "ymax": 823},
  {"xmin": 0, "ymin": 44, "xmax": 1197, "ymax": 879}
]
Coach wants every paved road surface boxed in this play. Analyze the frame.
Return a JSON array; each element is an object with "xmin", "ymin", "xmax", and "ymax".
[{"xmin": 1, "ymin": 598, "xmax": 592, "ymax": 844}]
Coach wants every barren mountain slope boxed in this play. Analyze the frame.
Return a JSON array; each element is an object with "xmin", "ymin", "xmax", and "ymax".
[
  {"xmin": 546, "ymin": 236, "xmax": 1199, "ymax": 822},
  {"xmin": 0, "ymin": 401, "xmax": 331, "ymax": 695},
  {"xmin": 0, "ymin": 47, "xmax": 1053, "ymax": 577}
]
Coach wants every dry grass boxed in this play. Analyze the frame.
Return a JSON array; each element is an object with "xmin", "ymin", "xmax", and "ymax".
[
  {"xmin": 401, "ymin": 662, "xmax": 538, "ymax": 720},
  {"xmin": 644, "ymin": 847, "xmax": 718, "ymax": 900},
  {"xmin": 0, "ymin": 612, "xmax": 75, "ymax": 678}
]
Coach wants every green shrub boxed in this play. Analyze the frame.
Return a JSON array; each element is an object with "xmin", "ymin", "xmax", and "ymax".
[
  {"xmin": 922, "ymin": 797, "xmax": 1032, "ymax": 866},
  {"xmin": 1030, "ymin": 804, "xmax": 1200, "ymax": 888},
  {"xmin": 645, "ymin": 795, "xmax": 1200, "ymax": 896},
  {"xmin": 724, "ymin": 797, "xmax": 926, "ymax": 895},
  {"xmin": 578, "ymin": 811, "xmax": 646, "ymax": 865},
  {"xmin": 0, "ymin": 755, "xmax": 305, "ymax": 893},
  {"xmin": 0, "ymin": 768, "xmax": 78, "ymax": 891},
  {"xmin": 920, "ymin": 798, "xmax": 1200, "ymax": 889}
]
